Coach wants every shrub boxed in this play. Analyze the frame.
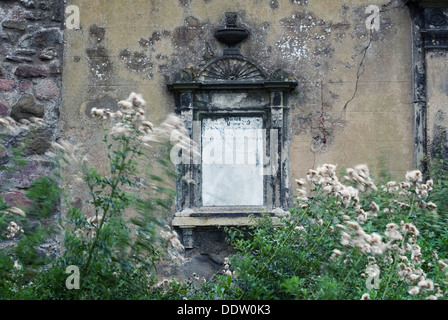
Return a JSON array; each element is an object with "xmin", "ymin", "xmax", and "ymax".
[
  {"xmin": 0, "ymin": 93, "xmax": 191, "ymax": 299},
  {"xmin": 203, "ymin": 163, "xmax": 448, "ymax": 300}
]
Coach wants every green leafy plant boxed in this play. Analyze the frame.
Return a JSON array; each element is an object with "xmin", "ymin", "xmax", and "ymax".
[
  {"xmin": 0, "ymin": 93, "xmax": 192, "ymax": 300},
  {"xmin": 199, "ymin": 163, "xmax": 448, "ymax": 300}
]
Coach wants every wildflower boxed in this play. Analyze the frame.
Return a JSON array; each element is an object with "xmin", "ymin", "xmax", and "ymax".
[
  {"xmin": 128, "ymin": 92, "xmax": 146, "ymax": 107},
  {"xmin": 296, "ymin": 187, "xmax": 308, "ymax": 201},
  {"xmin": 87, "ymin": 215, "xmax": 103, "ymax": 226},
  {"xmin": 402, "ymin": 223, "xmax": 419, "ymax": 237},
  {"xmin": 405, "ymin": 170, "xmax": 423, "ymax": 184},
  {"xmin": 107, "ymin": 110, "xmax": 123, "ymax": 119},
  {"xmin": 295, "ymin": 178, "xmax": 306, "ymax": 186},
  {"xmin": 408, "ymin": 274, "xmax": 421, "ymax": 282},
  {"xmin": 295, "ymin": 226, "xmax": 306, "ymax": 232},
  {"xmin": 346, "ymin": 221, "xmax": 361, "ymax": 231},
  {"xmin": 385, "ymin": 223, "xmax": 402, "ymax": 241},
  {"xmin": 355, "ymin": 164, "xmax": 369, "ymax": 178},
  {"xmin": 408, "ymin": 286, "xmax": 419, "ymax": 295},
  {"xmin": 427, "ymin": 202, "xmax": 437, "ymax": 212},
  {"xmin": 330, "ymin": 249, "xmax": 342, "ymax": 261},
  {"xmin": 340, "ymin": 231, "xmax": 351, "ymax": 246},
  {"xmin": 416, "ymin": 188, "xmax": 428, "ymax": 198},
  {"xmin": 418, "ymin": 279, "xmax": 434, "ymax": 291},
  {"xmin": 398, "ymin": 201, "xmax": 410, "ymax": 208},
  {"xmin": 398, "ymin": 263, "xmax": 412, "ymax": 279},
  {"xmin": 438, "ymin": 260, "xmax": 447, "ymax": 269},
  {"xmin": 389, "ymin": 186, "xmax": 399, "ymax": 194},
  {"xmin": 386, "ymin": 181, "xmax": 396, "ymax": 188},
  {"xmin": 140, "ymin": 120, "xmax": 154, "ymax": 132},
  {"xmin": 74, "ymin": 228, "xmax": 84, "ymax": 238},
  {"xmin": 306, "ymin": 169, "xmax": 319, "ymax": 182},
  {"xmin": 322, "ymin": 185, "xmax": 333, "ymax": 194},
  {"xmin": 369, "ymin": 201, "xmax": 379, "ymax": 213},
  {"xmin": 400, "ymin": 181, "xmax": 410, "ymax": 189},
  {"xmin": 356, "ymin": 210, "xmax": 367, "ymax": 224},
  {"xmin": 412, "ymin": 246, "xmax": 423, "ymax": 264},
  {"xmin": 91, "ymin": 107, "xmax": 106, "ymax": 118},
  {"xmin": 110, "ymin": 123, "xmax": 131, "ymax": 136},
  {"xmin": 360, "ymin": 293, "xmax": 370, "ymax": 300},
  {"xmin": 336, "ymin": 224, "xmax": 346, "ymax": 230},
  {"xmin": 118, "ymin": 100, "xmax": 133, "ymax": 110},
  {"xmin": 7, "ymin": 221, "xmax": 23, "ymax": 238},
  {"xmin": 13, "ymin": 260, "xmax": 22, "ymax": 271}
]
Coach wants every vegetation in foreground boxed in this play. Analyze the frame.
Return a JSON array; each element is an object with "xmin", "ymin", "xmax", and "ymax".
[{"xmin": 1, "ymin": 94, "xmax": 448, "ymax": 300}]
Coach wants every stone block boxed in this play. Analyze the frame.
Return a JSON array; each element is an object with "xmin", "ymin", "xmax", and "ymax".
[
  {"xmin": 18, "ymin": 81, "xmax": 33, "ymax": 94},
  {"xmin": 0, "ymin": 79, "xmax": 14, "ymax": 91},
  {"xmin": 0, "ymin": 145, "xmax": 9, "ymax": 166},
  {"xmin": 14, "ymin": 65, "xmax": 48, "ymax": 78},
  {"xmin": 24, "ymin": 127, "xmax": 53, "ymax": 155},
  {"xmin": 34, "ymin": 79, "xmax": 59, "ymax": 100},
  {"xmin": 2, "ymin": 191, "xmax": 32, "ymax": 209},
  {"xmin": 2, "ymin": 20, "xmax": 27, "ymax": 31},
  {"xmin": 0, "ymin": 101, "xmax": 8, "ymax": 116},
  {"xmin": 10, "ymin": 94, "xmax": 45, "ymax": 121}
]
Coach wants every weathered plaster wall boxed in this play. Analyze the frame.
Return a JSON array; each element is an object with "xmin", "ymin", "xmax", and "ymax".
[
  {"xmin": 58, "ymin": 0, "xmax": 418, "ymax": 279},
  {"xmin": 426, "ymin": 50, "xmax": 448, "ymax": 159},
  {"xmin": 62, "ymin": 0, "xmax": 414, "ymax": 191}
]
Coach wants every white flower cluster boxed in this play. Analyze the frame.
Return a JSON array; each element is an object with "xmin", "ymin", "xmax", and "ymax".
[
  {"xmin": 6, "ymin": 221, "xmax": 23, "ymax": 239},
  {"xmin": 74, "ymin": 214, "xmax": 103, "ymax": 239},
  {"xmin": 50, "ymin": 139, "xmax": 89, "ymax": 171},
  {"xmin": 160, "ymin": 228, "xmax": 185, "ymax": 253},
  {"xmin": 223, "ymin": 257, "xmax": 235, "ymax": 276},
  {"xmin": 295, "ymin": 164, "xmax": 445, "ymax": 299},
  {"xmin": 90, "ymin": 92, "xmax": 197, "ymax": 158},
  {"xmin": 160, "ymin": 227, "xmax": 185, "ymax": 264},
  {"xmin": 0, "ymin": 116, "xmax": 46, "ymax": 132},
  {"xmin": 296, "ymin": 164, "xmax": 376, "ymax": 209}
]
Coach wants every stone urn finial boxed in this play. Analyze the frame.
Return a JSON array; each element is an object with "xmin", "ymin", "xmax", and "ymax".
[{"xmin": 215, "ymin": 12, "xmax": 249, "ymax": 56}]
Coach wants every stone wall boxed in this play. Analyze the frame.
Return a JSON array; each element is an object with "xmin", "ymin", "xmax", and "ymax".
[
  {"xmin": 59, "ymin": 0, "xmax": 416, "ymax": 279},
  {"xmin": 61, "ymin": 0, "xmax": 414, "ymax": 186},
  {"xmin": 3, "ymin": 0, "xmax": 442, "ymax": 281},
  {"xmin": 0, "ymin": 0, "xmax": 63, "ymax": 213}
]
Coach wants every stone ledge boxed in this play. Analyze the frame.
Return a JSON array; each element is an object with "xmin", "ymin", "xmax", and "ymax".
[{"xmin": 171, "ymin": 215, "xmax": 283, "ymax": 228}]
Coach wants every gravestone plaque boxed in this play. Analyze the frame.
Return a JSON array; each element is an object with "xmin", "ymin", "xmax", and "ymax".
[{"xmin": 202, "ymin": 116, "xmax": 264, "ymax": 206}]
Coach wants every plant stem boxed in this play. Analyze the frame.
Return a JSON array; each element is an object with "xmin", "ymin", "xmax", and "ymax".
[
  {"xmin": 238, "ymin": 207, "xmax": 309, "ymax": 299},
  {"xmin": 75, "ymin": 137, "xmax": 130, "ymax": 299}
]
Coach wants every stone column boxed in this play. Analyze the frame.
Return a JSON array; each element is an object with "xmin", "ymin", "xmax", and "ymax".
[{"xmin": 421, "ymin": 8, "xmax": 448, "ymax": 163}]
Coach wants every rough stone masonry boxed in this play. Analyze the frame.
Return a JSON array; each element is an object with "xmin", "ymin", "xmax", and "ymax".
[{"xmin": 0, "ymin": 0, "xmax": 64, "ymax": 257}]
